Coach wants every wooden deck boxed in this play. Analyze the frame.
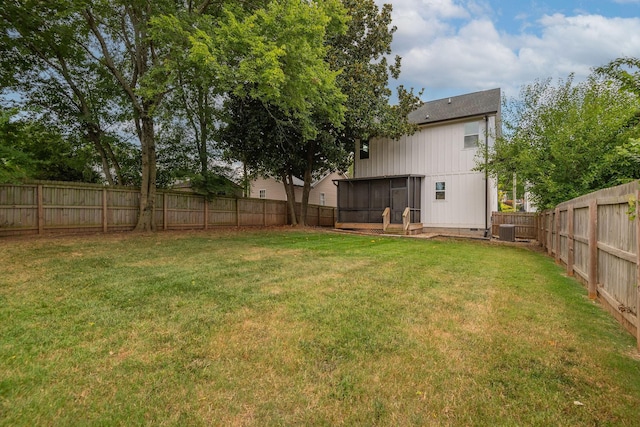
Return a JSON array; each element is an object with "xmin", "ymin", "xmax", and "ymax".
[{"xmin": 335, "ymin": 222, "xmax": 424, "ymax": 235}]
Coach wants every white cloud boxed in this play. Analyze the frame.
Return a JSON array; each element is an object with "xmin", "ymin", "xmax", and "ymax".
[{"xmin": 383, "ymin": 1, "xmax": 640, "ymax": 100}]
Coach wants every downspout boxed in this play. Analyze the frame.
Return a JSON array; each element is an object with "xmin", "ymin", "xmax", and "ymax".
[{"xmin": 484, "ymin": 115, "xmax": 489, "ymax": 238}]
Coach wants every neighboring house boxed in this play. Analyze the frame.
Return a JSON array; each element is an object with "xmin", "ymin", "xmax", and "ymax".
[
  {"xmin": 335, "ymin": 88, "xmax": 500, "ymax": 236},
  {"xmin": 249, "ymin": 171, "xmax": 348, "ymax": 207}
]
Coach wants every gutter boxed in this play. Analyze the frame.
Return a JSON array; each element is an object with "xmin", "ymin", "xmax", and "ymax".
[{"xmin": 484, "ymin": 115, "xmax": 490, "ymax": 238}]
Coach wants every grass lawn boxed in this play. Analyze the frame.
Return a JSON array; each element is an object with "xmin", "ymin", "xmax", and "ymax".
[{"xmin": 1, "ymin": 228, "xmax": 639, "ymax": 426}]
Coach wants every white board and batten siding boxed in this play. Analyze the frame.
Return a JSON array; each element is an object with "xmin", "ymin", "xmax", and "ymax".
[{"xmin": 355, "ymin": 116, "xmax": 498, "ymax": 230}]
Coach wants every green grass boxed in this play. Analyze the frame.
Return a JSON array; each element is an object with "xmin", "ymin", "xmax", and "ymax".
[{"xmin": 1, "ymin": 229, "xmax": 639, "ymax": 426}]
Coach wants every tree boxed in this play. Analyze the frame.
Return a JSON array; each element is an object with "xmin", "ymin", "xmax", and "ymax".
[
  {"xmin": 486, "ymin": 73, "xmax": 640, "ymax": 209},
  {"xmin": 192, "ymin": 0, "xmax": 349, "ymax": 224},
  {"xmin": 77, "ymin": 1, "xmax": 178, "ymax": 230},
  {"xmin": 596, "ymin": 57, "xmax": 640, "ymax": 96},
  {"xmin": 150, "ymin": 11, "xmax": 231, "ymax": 195},
  {"xmin": 0, "ymin": 1, "xmax": 127, "ymax": 185},
  {"xmin": 220, "ymin": 95, "xmax": 308, "ymax": 224},
  {"xmin": 0, "ymin": 108, "xmax": 100, "ymax": 183},
  {"xmin": 220, "ymin": 0, "xmax": 422, "ymax": 225},
  {"xmin": 595, "ymin": 57, "xmax": 640, "ymax": 179},
  {"xmin": 293, "ymin": 0, "xmax": 422, "ymax": 224}
]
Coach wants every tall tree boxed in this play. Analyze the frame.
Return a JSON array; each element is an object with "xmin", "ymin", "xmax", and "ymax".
[
  {"xmin": 0, "ymin": 1, "xmax": 125, "ymax": 185},
  {"xmin": 294, "ymin": 0, "xmax": 422, "ymax": 224},
  {"xmin": 79, "ymin": 0, "xmax": 184, "ymax": 230},
  {"xmin": 195, "ymin": 0, "xmax": 349, "ymax": 223},
  {"xmin": 150, "ymin": 11, "xmax": 229, "ymax": 193},
  {"xmin": 220, "ymin": 0, "xmax": 422, "ymax": 225}
]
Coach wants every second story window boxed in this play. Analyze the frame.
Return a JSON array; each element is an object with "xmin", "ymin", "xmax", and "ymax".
[
  {"xmin": 360, "ymin": 139, "xmax": 370, "ymax": 160},
  {"xmin": 464, "ymin": 122, "xmax": 479, "ymax": 149}
]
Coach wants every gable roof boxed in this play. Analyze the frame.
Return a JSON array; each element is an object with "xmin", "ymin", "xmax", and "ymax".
[{"xmin": 408, "ymin": 88, "xmax": 501, "ymax": 125}]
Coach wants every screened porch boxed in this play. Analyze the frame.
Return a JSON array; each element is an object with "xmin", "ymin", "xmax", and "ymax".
[{"xmin": 334, "ymin": 175, "xmax": 423, "ymax": 234}]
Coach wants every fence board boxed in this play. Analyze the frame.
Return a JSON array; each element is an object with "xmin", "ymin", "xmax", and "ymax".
[
  {"xmin": 539, "ymin": 180, "xmax": 640, "ymax": 350},
  {"xmin": 491, "ymin": 212, "xmax": 537, "ymax": 239},
  {"xmin": 0, "ymin": 182, "xmax": 335, "ymax": 236}
]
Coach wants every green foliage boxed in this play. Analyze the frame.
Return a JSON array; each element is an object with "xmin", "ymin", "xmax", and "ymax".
[
  {"xmin": 188, "ymin": 0, "xmax": 348, "ymax": 141},
  {"xmin": 0, "ymin": 108, "xmax": 100, "ymax": 183},
  {"xmin": 596, "ymin": 56, "xmax": 640, "ymax": 96},
  {"xmin": 626, "ymin": 195, "xmax": 637, "ymax": 221},
  {"xmin": 486, "ymin": 71, "xmax": 640, "ymax": 209},
  {"xmin": 189, "ymin": 169, "xmax": 240, "ymax": 200},
  {"xmin": 0, "ymin": 1, "xmax": 131, "ymax": 185},
  {"xmin": 1, "ymin": 0, "xmax": 421, "ymax": 227},
  {"xmin": 328, "ymin": 0, "xmax": 422, "ymax": 143},
  {"xmin": 0, "ymin": 144, "xmax": 33, "ymax": 183},
  {"xmin": 216, "ymin": 0, "xmax": 421, "ymax": 224}
]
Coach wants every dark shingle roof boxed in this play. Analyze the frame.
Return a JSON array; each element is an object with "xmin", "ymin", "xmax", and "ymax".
[{"xmin": 408, "ymin": 88, "xmax": 501, "ymax": 125}]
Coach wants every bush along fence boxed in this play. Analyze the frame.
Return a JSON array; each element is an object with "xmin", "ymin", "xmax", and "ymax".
[
  {"xmin": 0, "ymin": 181, "xmax": 336, "ymax": 236},
  {"xmin": 538, "ymin": 180, "xmax": 640, "ymax": 351}
]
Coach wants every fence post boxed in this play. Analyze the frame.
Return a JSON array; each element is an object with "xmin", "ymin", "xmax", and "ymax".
[
  {"xmin": 547, "ymin": 212, "xmax": 553, "ymax": 256},
  {"xmin": 553, "ymin": 208, "xmax": 560, "ymax": 264},
  {"xmin": 236, "ymin": 198, "xmax": 241, "ymax": 227},
  {"xmin": 263, "ymin": 199, "xmax": 267, "ymax": 226},
  {"xmin": 102, "ymin": 188, "xmax": 108, "ymax": 233},
  {"xmin": 539, "ymin": 214, "xmax": 544, "ymax": 249},
  {"xmin": 204, "ymin": 197, "xmax": 208, "ymax": 230},
  {"xmin": 37, "ymin": 184, "xmax": 44, "ymax": 234},
  {"xmin": 588, "ymin": 198, "xmax": 598, "ymax": 300},
  {"xmin": 163, "ymin": 192, "xmax": 168, "ymax": 231},
  {"xmin": 636, "ymin": 190, "xmax": 640, "ymax": 352},
  {"xmin": 567, "ymin": 205, "xmax": 574, "ymax": 276}
]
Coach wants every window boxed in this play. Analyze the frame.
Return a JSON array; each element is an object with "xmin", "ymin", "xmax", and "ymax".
[
  {"xmin": 320, "ymin": 192, "xmax": 326, "ymax": 206},
  {"xmin": 359, "ymin": 139, "xmax": 370, "ymax": 159},
  {"xmin": 464, "ymin": 121, "xmax": 480, "ymax": 149},
  {"xmin": 259, "ymin": 189, "xmax": 266, "ymax": 199},
  {"xmin": 435, "ymin": 182, "xmax": 446, "ymax": 200}
]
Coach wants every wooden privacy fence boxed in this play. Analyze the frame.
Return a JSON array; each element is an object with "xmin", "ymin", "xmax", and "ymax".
[
  {"xmin": 0, "ymin": 181, "xmax": 336, "ymax": 236},
  {"xmin": 538, "ymin": 180, "xmax": 640, "ymax": 350},
  {"xmin": 491, "ymin": 212, "xmax": 537, "ymax": 239}
]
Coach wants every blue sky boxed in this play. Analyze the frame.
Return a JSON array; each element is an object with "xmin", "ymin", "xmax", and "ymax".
[{"xmin": 378, "ymin": 0, "xmax": 640, "ymax": 101}]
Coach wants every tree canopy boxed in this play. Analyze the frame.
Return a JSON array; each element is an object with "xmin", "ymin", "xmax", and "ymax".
[
  {"xmin": 486, "ymin": 69, "xmax": 640, "ymax": 210},
  {"xmin": 1, "ymin": 0, "xmax": 421, "ymax": 228}
]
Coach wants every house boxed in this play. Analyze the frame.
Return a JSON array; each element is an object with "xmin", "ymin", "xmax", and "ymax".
[
  {"xmin": 249, "ymin": 171, "xmax": 348, "ymax": 207},
  {"xmin": 335, "ymin": 88, "xmax": 500, "ymax": 236}
]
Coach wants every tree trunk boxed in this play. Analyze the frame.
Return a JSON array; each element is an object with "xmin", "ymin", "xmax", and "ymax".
[
  {"xmin": 102, "ymin": 139, "xmax": 124, "ymax": 185},
  {"xmin": 300, "ymin": 140, "xmax": 316, "ymax": 226},
  {"xmin": 301, "ymin": 168, "xmax": 312, "ymax": 227},
  {"xmin": 199, "ymin": 89, "xmax": 208, "ymax": 174},
  {"xmin": 282, "ymin": 171, "xmax": 297, "ymax": 226},
  {"xmin": 243, "ymin": 161, "xmax": 250, "ymax": 197},
  {"xmin": 88, "ymin": 128, "xmax": 114, "ymax": 185},
  {"xmin": 135, "ymin": 114, "xmax": 157, "ymax": 231}
]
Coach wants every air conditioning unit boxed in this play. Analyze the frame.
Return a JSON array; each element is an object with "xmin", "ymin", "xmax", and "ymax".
[{"xmin": 499, "ymin": 224, "xmax": 516, "ymax": 242}]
